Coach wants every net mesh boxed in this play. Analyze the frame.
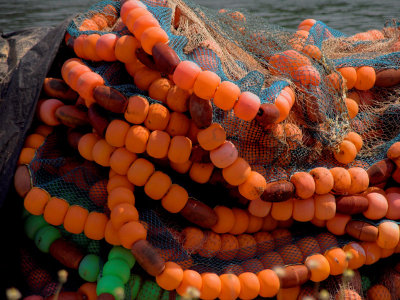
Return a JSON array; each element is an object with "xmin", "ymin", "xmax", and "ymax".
[{"xmin": 24, "ymin": 0, "xmax": 400, "ymax": 296}]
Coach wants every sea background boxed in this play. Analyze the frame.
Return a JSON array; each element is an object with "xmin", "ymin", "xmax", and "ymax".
[{"xmin": 0, "ymin": 0, "xmax": 398, "ymax": 35}]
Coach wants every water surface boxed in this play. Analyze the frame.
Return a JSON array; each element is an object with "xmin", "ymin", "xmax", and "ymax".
[{"xmin": 0, "ymin": 0, "xmax": 397, "ymax": 35}]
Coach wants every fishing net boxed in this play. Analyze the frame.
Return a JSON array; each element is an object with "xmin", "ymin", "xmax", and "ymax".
[{"xmin": 17, "ymin": 0, "xmax": 400, "ymax": 297}]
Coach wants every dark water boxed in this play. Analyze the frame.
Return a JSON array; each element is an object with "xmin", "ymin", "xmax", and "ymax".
[{"xmin": 0, "ymin": 0, "xmax": 398, "ymax": 35}]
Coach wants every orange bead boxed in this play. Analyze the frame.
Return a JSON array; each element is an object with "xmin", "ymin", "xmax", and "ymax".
[
  {"xmin": 343, "ymin": 242, "xmax": 366, "ymax": 269},
  {"xmin": 24, "ymin": 134, "xmax": 45, "ymax": 149},
  {"xmin": 166, "ymin": 85, "xmax": 190, "ymax": 112},
  {"xmin": 309, "ymin": 167, "xmax": 334, "ymax": 195},
  {"xmin": 198, "ymin": 231, "xmax": 222, "ymax": 258},
  {"xmin": 236, "ymin": 234, "xmax": 257, "ymax": 260},
  {"xmin": 293, "ymin": 65, "xmax": 321, "ymax": 87},
  {"xmin": 73, "ymin": 35, "xmax": 88, "ymax": 59},
  {"xmin": 66, "ymin": 64, "xmax": 91, "ymax": 91},
  {"xmin": 347, "ymin": 167, "xmax": 369, "ymax": 194},
  {"xmin": 170, "ymin": 160, "xmax": 192, "ymax": 174},
  {"xmin": 354, "ymin": 66, "xmax": 376, "ymax": 90},
  {"xmin": 271, "ymin": 199, "xmax": 294, "ymax": 221},
  {"xmin": 305, "ymin": 254, "xmax": 330, "ymax": 282},
  {"xmin": 125, "ymin": 95, "xmax": 149, "ymax": 124},
  {"xmin": 18, "ymin": 148, "xmax": 36, "ymax": 165},
  {"xmin": 345, "ymin": 98, "xmax": 359, "ymax": 119},
  {"xmin": 210, "ymin": 141, "xmax": 238, "ymax": 169},
  {"xmin": 367, "ymin": 285, "xmax": 391, "ymax": 300},
  {"xmin": 219, "ymin": 274, "xmax": 241, "ymax": 300},
  {"xmin": 238, "ymin": 171, "xmax": 267, "ymax": 201},
  {"xmin": 279, "ymin": 243, "xmax": 304, "ymax": 265},
  {"xmin": 222, "ymin": 157, "xmax": 251, "ymax": 186},
  {"xmin": 92, "ymin": 139, "xmax": 115, "ymax": 167},
  {"xmin": 132, "ymin": 15, "xmax": 160, "ymax": 41},
  {"xmin": 213, "ymin": 81, "xmax": 240, "ymax": 111},
  {"xmin": 118, "ymin": 221, "xmax": 147, "ymax": 249},
  {"xmin": 78, "ymin": 133, "xmax": 99, "ymax": 161},
  {"xmin": 43, "ymin": 197, "xmax": 69, "ymax": 226},
  {"xmin": 144, "ymin": 171, "xmax": 172, "ymax": 200},
  {"xmin": 189, "ymin": 162, "xmax": 214, "ymax": 184},
  {"xmin": 217, "ymin": 234, "xmax": 239, "ymax": 260},
  {"xmin": 83, "ymin": 34, "xmax": 102, "ymax": 61},
  {"xmin": 61, "ymin": 58, "xmax": 83, "ymax": 83},
  {"xmin": 125, "ymin": 125, "xmax": 150, "ymax": 154},
  {"xmin": 324, "ymin": 247, "xmax": 348, "ymax": 275},
  {"xmin": 107, "ymin": 175, "xmax": 134, "ymax": 193},
  {"xmin": 96, "ymin": 33, "xmax": 118, "ymax": 61},
  {"xmin": 229, "ymin": 208, "xmax": 249, "ymax": 235},
  {"xmin": 84, "ymin": 212, "xmax": 108, "ymax": 240},
  {"xmin": 363, "ymin": 192, "xmax": 388, "ymax": 220},
  {"xmin": 24, "ymin": 187, "xmax": 49, "ymax": 215},
  {"xmin": 64, "ymin": 205, "xmax": 89, "ymax": 234},
  {"xmin": 144, "ymin": 103, "xmax": 170, "ymax": 131},
  {"xmin": 258, "ymin": 269, "xmax": 280, "ymax": 298},
  {"xmin": 176, "ymin": 270, "xmax": 202, "ymax": 296},
  {"xmin": 104, "ymin": 220, "xmax": 121, "ymax": 246},
  {"xmin": 272, "ymin": 228, "xmax": 293, "ymax": 249},
  {"xmin": 120, "ymin": 0, "xmax": 147, "ymax": 24},
  {"xmin": 238, "ymin": 272, "xmax": 260, "ymax": 300},
  {"xmin": 290, "ymin": 172, "xmax": 315, "ymax": 199},
  {"xmin": 301, "ymin": 44, "xmax": 322, "ymax": 60},
  {"xmin": 114, "ymin": 35, "xmax": 140, "ymax": 63},
  {"xmin": 107, "ymin": 186, "xmax": 135, "ymax": 210},
  {"xmin": 78, "ymin": 282, "xmax": 97, "ymax": 300},
  {"xmin": 146, "ymin": 130, "xmax": 170, "ymax": 159},
  {"xmin": 134, "ymin": 67, "xmax": 162, "ymax": 91},
  {"xmin": 161, "ymin": 184, "xmax": 188, "ymax": 213},
  {"xmin": 386, "ymin": 192, "xmax": 400, "ymax": 220},
  {"xmin": 173, "ymin": 60, "xmax": 202, "ymax": 90},
  {"xmin": 193, "ymin": 70, "xmax": 221, "ymax": 100},
  {"xmin": 259, "ymin": 251, "xmax": 284, "ymax": 269},
  {"xmin": 248, "ymin": 197, "xmax": 272, "ymax": 218},
  {"xmin": 254, "ymin": 232, "xmax": 274, "ymax": 254},
  {"xmin": 361, "ymin": 242, "xmax": 381, "ymax": 265},
  {"xmin": 260, "ymin": 215, "xmax": 278, "ymax": 231},
  {"xmin": 292, "ymin": 197, "xmax": 315, "ymax": 222},
  {"xmin": 35, "ymin": 124, "xmax": 53, "ymax": 137},
  {"xmin": 233, "ymin": 92, "xmax": 261, "ymax": 121},
  {"xmin": 76, "ymin": 72, "xmax": 105, "ymax": 107},
  {"xmin": 246, "ymin": 214, "xmax": 263, "ymax": 233},
  {"xmin": 316, "ymin": 232, "xmax": 339, "ymax": 253},
  {"xmin": 330, "ymin": 167, "xmax": 351, "ymax": 194},
  {"xmin": 155, "ymin": 261, "xmax": 184, "ymax": 291},
  {"xmin": 211, "ymin": 206, "xmax": 235, "ymax": 233},
  {"xmin": 344, "ymin": 131, "xmax": 363, "ymax": 152},
  {"xmin": 110, "ymin": 202, "xmax": 139, "ymax": 230},
  {"xmin": 38, "ymin": 98, "xmax": 64, "ymax": 126},
  {"xmin": 274, "ymin": 94, "xmax": 291, "ymax": 123},
  {"xmin": 141, "ymin": 27, "xmax": 168, "ymax": 55},
  {"xmin": 125, "ymin": 60, "xmax": 146, "ymax": 77},
  {"xmin": 168, "ymin": 136, "xmax": 192, "ymax": 164},
  {"xmin": 338, "ymin": 67, "xmax": 357, "ymax": 90},
  {"xmin": 109, "ymin": 148, "xmax": 137, "ymax": 176},
  {"xmin": 314, "ymin": 194, "xmax": 336, "ymax": 220},
  {"xmin": 148, "ymin": 78, "xmax": 173, "ymax": 103},
  {"xmin": 166, "ymin": 112, "xmax": 190, "ymax": 137},
  {"xmin": 182, "ymin": 227, "xmax": 204, "ymax": 252},
  {"xmin": 126, "ymin": 6, "xmax": 153, "ymax": 31},
  {"xmin": 127, "ymin": 158, "xmax": 155, "ymax": 187},
  {"xmin": 296, "ymin": 236, "xmax": 320, "ymax": 258},
  {"xmin": 326, "ymin": 213, "xmax": 351, "ymax": 235},
  {"xmin": 377, "ymin": 221, "xmax": 399, "ymax": 249},
  {"xmin": 334, "ymin": 140, "xmax": 357, "ymax": 165},
  {"xmin": 105, "ymin": 120, "xmax": 131, "ymax": 147},
  {"xmin": 200, "ymin": 273, "xmax": 221, "ymax": 300}
]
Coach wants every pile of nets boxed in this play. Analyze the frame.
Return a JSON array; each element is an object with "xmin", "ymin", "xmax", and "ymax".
[{"xmin": 11, "ymin": 0, "xmax": 400, "ymax": 299}]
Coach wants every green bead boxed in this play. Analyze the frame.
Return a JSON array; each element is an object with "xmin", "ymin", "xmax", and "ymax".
[
  {"xmin": 97, "ymin": 275, "xmax": 125, "ymax": 300},
  {"xmin": 137, "ymin": 280, "xmax": 162, "ymax": 300},
  {"xmin": 22, "ymin": 208, "xmax": 31, "ymax": 220},
  {"xmin": 161, "ymin": 291, "xmax": 181, "ymax": 300},
  {"xmin": 108, "ymin": 246, "xmax": 136, "ymax": 269},
  {"xmin": 128, "ymin": 274, "xmax": 142, "ymax": 299},
  {"xmin": 25, "ymin": 215, "xmax": 47, "ymax": 239},
  {"xmin": 34, "ymin": 225, "xmax": 61, "ymax": 253},
  {"xmin": 103, "ymin": 258, "xmax": 131, "ymax": 284},
  {"xmin": 79, "ymin": 254, "xmax": 101, "ymax": 282}
]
